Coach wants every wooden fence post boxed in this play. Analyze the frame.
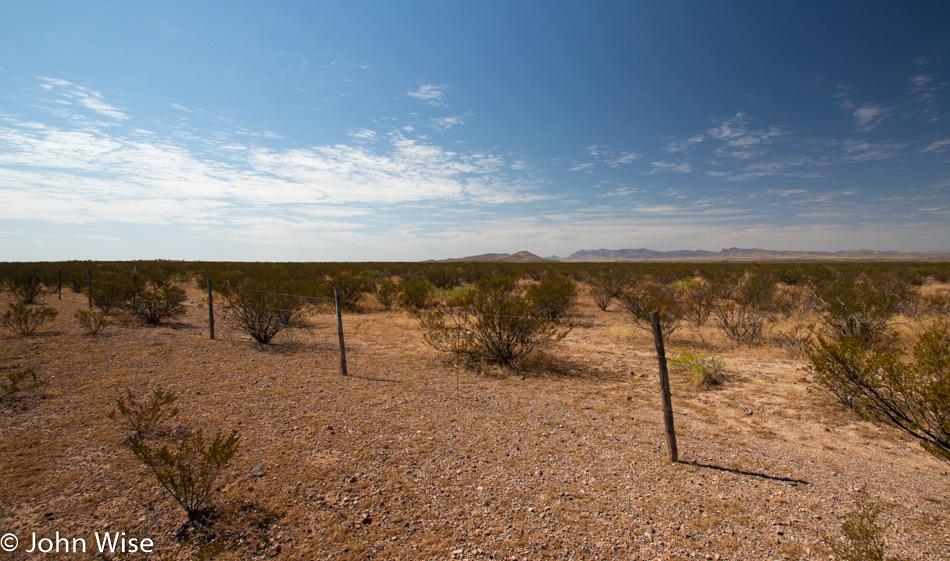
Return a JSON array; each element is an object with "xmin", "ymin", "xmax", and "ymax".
[
  {"xmin": 87, "ymin": 269, "xmax": 92, "ymax": 309},
  {"xmin": 650, "ymin": 311, "xmax": 679, "ymax": 463},
  {"xmin": 334, "ymin": 287, "xmax": 348, "ymax": 376},
  {"xmin": 207, "ymin": 277, "xmax": 215, "ymax": 340},
  {"xmin": 58, "ymin": 266, "xmax": 62, "ymax": 300}
]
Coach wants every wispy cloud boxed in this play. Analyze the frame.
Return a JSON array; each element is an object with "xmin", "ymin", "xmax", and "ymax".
[
  {"xmin": 921, "ymin": 139, "xmax": 950, "ymax": 153},
  {"xmin": 706, "ymin": 112, "xmax": 789, "ymax": 159},
  {"xmin": 648, "ymin": 161, "xmax": 691, "ymax": 174},
  {"xmin": 38, "ymin": 77, "xmax": 129, "ymax": 121},
  {"xmin": 407, "ymin": 84, "xmax": 449, "ymax": 107}
]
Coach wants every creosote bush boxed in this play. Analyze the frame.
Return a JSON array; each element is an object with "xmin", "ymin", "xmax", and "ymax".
[
  {"xmin": 222, "ymin": 282, "xmax": 311, "ymax": 344},
  {"xmin": 75, "ymin": 308, "xmax": 111, "ymax": 335},
  {"xmin": 1, "ymin": 367, "xmax": 45, "ymax": 400},
  {"xmin": 128, "ymin": 429, "xmax": 239, "ymax": 522},
  {"xmin": 374, "ymin": 278, "xmax": 400, "ymax": 311},
  {"xmin": 825, "ymin": 490, "xmax": 902, "ymax": 561},
  {"xmin": 398, "ymin": 279, "xmax": 437, "ymax": 313},
  {"xmin": 807, "ymin": 321, "xmax": 950, "ymax": 463},
  {"xmin": 0, "ymin": 303, "xmax": 58, "ymax": 336},
  {"xmin": 133, "ymin": 282, "xmax": 187, "ymax": 324},
  {"xmin": 588, "ymin": 269, "xmax": 629, "ymax": 312},
  {"xmin": 421, "ymin": 274, "xmax": 570, "ymax": 367},
  {"xmin": 618, "ymin": 279, "xmax": 685, "ymax": 339},
  {"xmin": 11, "ymin": 282, "xmax": 44, "ymax": 305},
  {"xmin": 527, "ymin": 271, "xmax": 578, "ymax": 321},
  {"xmin": 108, "ymin": 388, "xmax": 180, "ymax": 439}
]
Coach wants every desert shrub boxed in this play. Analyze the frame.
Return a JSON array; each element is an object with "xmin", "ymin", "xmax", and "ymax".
[
  {"xmin": 669, "ymin": 348, "xmax": 726, "ymax": 387},
  {"xmin": 588, "ymin": 269, "xmax": 629, "ymax": 312},
  {"xmin": 618, "ymin": 279, "xmax": 685, "ymax": 339},
  {"xmin": 825, "ymin": 490, "xmax": 902, "ymax": 561},
  {"xmin": 682, "ymin": 280, "xmax": 717, "ymax": 327},
  {"xmin": 128, "ymin": 429, "xmax": 239, "ymax": 521},
  {"xmin": 65, "ymin": 274, "xmax": 88, "ymax": 295},
  {"xmin": 770, "ymin": 323, "xmax": 812, "ymax": 354},
  {"xmin": 108, "ymin": 388, "xmax": 180, "ymax": 439},
  {"xmin": 222, "ymin": 283, "xmax": 311, "ymax": 344},
  {"xmin": 398, "ymin": 279, "xmax": 437, "ymax": 313},
  {"xmin": 811, "ymin": 273, "xmax": 914, "ymax": 347},
  {"xmin": 1, "ymin": 367, "xmax": 45, "ymax": 400},
  {"xmin": 807, "ymin": 322, "xmax": 950, "ymax": 463},
  {"xmin": 75, "ymin": 309, "xmax": 112, "ymax": 335},
  {"xmin": 374, "ymin": 278, "xmax": 400, "ymax": 311},
  {"xmin": 420, "ymin": 274, "xmax": 570, "ymax": 367},
  {"xmin": 0, "ymin": 303, "xmax": 58, "ymax": 335},
  {"xmin": 324, "ymin": 271, "xmax": 372, "ymax": 311},
  {"xmin": 132, "ymin": 283, "xmax": 187, "ymax": 324},
  {"xmin": 11, "ymin": 282, "xmax": 44, "ymax": 305},
  {"xmin": 714, "ymin": 303, "xmax": 769, "ymax": 344},
  {"xmin": 427, "ymin": 266, "xmax": 462, "ymax": 290},
  {"xmin": 90, "ymin": 281, "xmax": 134, "ymax": 314},
  {"xmin": 527, "ymin": 271, "xmax": 578, "ymax": 321}
]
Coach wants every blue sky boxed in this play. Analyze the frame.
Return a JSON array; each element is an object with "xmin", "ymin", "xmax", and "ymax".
[{"xmin": 1, "ymin": 1, "xmax": 949, "ymax": 261}]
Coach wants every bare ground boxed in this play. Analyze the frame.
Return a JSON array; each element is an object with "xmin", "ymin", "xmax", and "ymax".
[{"xmin": 1, "ymin": 287, "xmax": 948, "ymax": 560}]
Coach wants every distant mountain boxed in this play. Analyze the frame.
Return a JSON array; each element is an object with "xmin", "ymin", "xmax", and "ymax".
[
  {"xmin": 559, "ymin": 247, "xmax": 950, "ymax": 262},
  {"xmin": 433, "ymin": 251, "xmax": 553, "ymax": 263}
]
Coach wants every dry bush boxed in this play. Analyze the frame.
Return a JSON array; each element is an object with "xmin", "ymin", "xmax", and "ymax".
[
  {"xmin": 588, "ymin": 269, "xmax": 629, "ymax": 312},
  {"xmin": 1, "ymin": 367, "xmax": 45, "ymax": 401},
  {"xmin": 714, "ymin": 303, "xmax": 769, "ymax": 344},
  {"xmin": 825, "ymin": 490, "xmax": 903, "ymax": 561}
]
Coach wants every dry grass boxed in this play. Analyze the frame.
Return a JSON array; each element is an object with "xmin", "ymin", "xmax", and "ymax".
[{"xmin": 0, "ymin": 286, "xmax": 948, "ymax": 560}]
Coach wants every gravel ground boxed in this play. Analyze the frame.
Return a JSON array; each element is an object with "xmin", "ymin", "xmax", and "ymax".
[{"xmin": 1, "ymin": 287, "xmax": 948, "ymax": 560}]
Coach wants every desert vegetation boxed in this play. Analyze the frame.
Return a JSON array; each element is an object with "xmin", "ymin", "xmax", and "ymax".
[{"xmin": 1, "ymin": 259, "xmax": 949, "ymax": 559}]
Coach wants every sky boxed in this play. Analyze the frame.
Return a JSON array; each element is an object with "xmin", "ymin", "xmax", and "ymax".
[{"xmin": 1, "ymin": 1, "xmax": 949, "ymax": 262}]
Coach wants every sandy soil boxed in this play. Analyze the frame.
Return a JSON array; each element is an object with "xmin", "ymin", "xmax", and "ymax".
[{"xmin": 1, "ymin": 285, "xmax": 948, "ymax": 560}]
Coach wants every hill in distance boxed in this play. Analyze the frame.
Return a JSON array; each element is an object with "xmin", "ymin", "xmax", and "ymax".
[{"xmin": 433, "ymin": 248, "xmax": 950, "ymax": 263}]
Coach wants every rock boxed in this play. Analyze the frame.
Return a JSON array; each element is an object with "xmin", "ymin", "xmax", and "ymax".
[{"xmin": 250, "ymin": 462, "xmax": 265, "ymax": 477}]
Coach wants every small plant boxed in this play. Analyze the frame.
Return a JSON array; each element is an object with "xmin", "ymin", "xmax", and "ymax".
[
  {"xmin": 132, "ymin": 282, "xmax": 187, "ymax": 324},
  {"xmin": 1, "ymin": 367, "xmax": 45, "ymax": 400},
  {"xmin": 0, "ymin": 303, "xmax": 58, "ymax": 335},
  {"xmin": 669, "ymin": 348, "xmax": 726, "ymax": 387},
  {"xmin": 108, "ymin": 388, "xmax": 180, "ymax": 439},
  {"xmin": 825, "ymin": 490, "xmax": 902, "ymax": 561},
  {"xmin": 75, "ymin": 308, "xmax": 112, "ymax": 335},
  {"xmin": 128, "ymin": 429, "xmax": 239, "ymax": 521}
]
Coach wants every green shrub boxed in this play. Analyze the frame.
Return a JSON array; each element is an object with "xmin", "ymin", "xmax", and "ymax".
[
  {"xmin": 421, "ymin": 275, "xmax": 570, "ymax": 367},
  {"xmin": 325, "ymin": 271, "xmax": 372, "ymax": 311},
  {"xmin": 128, "ymin": 429, "xmax": 239, "ymax": 521},
  {"xmin": 222, "ymin": 282, "xmax": 311, "ymax": 344},
  {"xmin": 11, "ymin": 282, "xmax": 44, "ymax": 305},
  {"xmin": 0, "ymin": 303, "xmax": 58, "ymax": 335},
  {"xmin": 669, "ymin": 348, "xmax": 726, "ymax": 387},
  {"xmin": 807, "ymin": 322, "xmax": 950, "ymax": 463},
  {"xmin": 132, "ymin": 283, "xmax": 187, "ymax": 324},
  {"xmin": 812, "ymin": 273, "xmax": 914, "ymax": 346},
  {"xmin": 108, "ymin": 388, "xmax": 180, "ymax": 439},
  {"xmin": 374, "ymin": 278, "xmax": 400, "ymax": 311},
  {"xmin": 618, "ymin": 280, "xmax": 685, "ymax": 339},
  {"xmin": 527, "ymin": 271, "xmax": 578, "ymax": 321},
  {"xmin": 398, "ymin": 279, "xmax": 437, "ymax": 313},
  {"xmin": 90, "ymin": 282, "xmax": 134, "ymax": 315},
  {"xmin": 75, "ymin": 309, "xmax": 112, "ymax": 335}
]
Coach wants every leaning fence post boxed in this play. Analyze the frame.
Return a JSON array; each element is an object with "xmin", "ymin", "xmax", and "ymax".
[
  {"xmin": 650, "ymin": 311, "xmax": 678, "ymax": 463},
  {"xmin": 207, "ymin": 277, "xmax": 215, "ymax": 340},
  {"xmin": 334, "ymin": 287, "xmax": 348, "ymax": 376}
]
